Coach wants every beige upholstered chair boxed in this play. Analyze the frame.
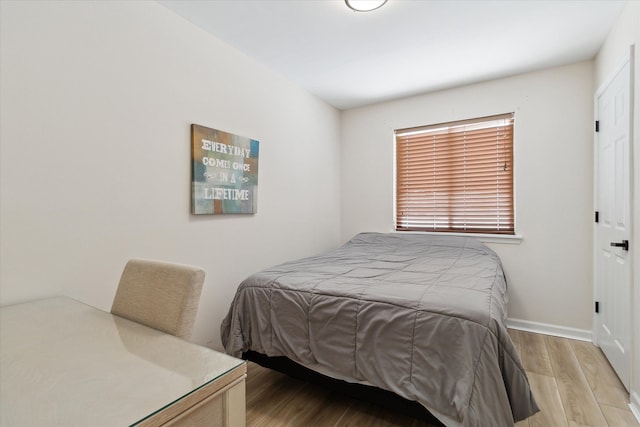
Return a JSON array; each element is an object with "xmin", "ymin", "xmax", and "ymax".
[{"xmin": 111, "ymin": 259, "xmax": 206, "ymax": 340}]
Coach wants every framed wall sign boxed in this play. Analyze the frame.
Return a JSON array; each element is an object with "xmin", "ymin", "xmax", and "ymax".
[{"xmin": 191, "ymin": 124, "xmax": 259, "ymax": 214}]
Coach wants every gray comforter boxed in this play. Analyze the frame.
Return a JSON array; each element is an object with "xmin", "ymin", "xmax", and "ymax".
[{"xmin": 221, "ymin": 232, "xmax": 538, "ymax": 426}]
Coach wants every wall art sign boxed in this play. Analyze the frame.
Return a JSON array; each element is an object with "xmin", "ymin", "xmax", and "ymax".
[{"xmin": 191, "ymin": 124, "xmax": 259, "ymax": 214}]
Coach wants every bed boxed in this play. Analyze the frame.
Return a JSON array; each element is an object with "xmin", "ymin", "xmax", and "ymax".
[{"xmin": 220, "ymin": 232, "xmax": 538, "ymax": 426}]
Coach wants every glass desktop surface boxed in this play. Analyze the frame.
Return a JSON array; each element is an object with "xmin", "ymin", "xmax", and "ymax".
[{"xmin": 0, "ymin": 297, "xmax": 243, "ymax": 427}]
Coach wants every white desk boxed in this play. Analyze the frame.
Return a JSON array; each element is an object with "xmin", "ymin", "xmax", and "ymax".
[{"xmin": 0, "ymin": 297, "xmax": 246, "ymax": 426}]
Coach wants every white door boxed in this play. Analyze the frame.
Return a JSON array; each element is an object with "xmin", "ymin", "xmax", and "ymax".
[{"xmin": 595, "ymin": 53, "xmax": 633, "ymax": 391}]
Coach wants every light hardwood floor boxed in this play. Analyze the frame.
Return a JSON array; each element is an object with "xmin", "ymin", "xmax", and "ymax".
[{"xmin": 245, "ymin": 330, "xmax": 639, "ymax": 427}]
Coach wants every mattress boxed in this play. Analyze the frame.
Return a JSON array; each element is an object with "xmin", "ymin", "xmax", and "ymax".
[{"xmin": 221, "ymin": 232, "xmax": 538, "ymax": 426}]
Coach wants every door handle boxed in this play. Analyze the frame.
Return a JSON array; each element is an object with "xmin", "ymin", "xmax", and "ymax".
[{"xmin": 610, "ymin": 240, "xmax": 629, "ymax": 251}]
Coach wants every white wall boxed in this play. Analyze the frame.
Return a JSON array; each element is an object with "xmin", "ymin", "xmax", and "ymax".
[
  {"xmin": 341, "ymin": 61, "xmax": 595, "ymax": 332},
  {"xmin": 0, "ymin": 0, "xmax": 342, "ymax": 349},
  {"xmin": 594, "ymin": 0, "xmax": 640, "ymax": 415}
]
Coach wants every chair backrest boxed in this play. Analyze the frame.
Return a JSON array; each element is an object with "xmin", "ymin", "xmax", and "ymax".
[{"xmin": 111, "ymin": 259, "xmax": 205, "ymax": 340}]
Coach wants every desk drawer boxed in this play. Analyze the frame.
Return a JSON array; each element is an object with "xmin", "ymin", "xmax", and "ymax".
[
  {"xmin": 163, "ymin": 392, "xmax": 223, "ymax": 427},
  {"xmin": 162, "ymin": 378, "xmax": 245, "ymax": 427}
]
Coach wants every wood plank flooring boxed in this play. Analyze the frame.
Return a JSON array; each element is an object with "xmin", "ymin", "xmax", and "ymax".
[{"xmin": 245, "ymin": 329, "xmax": 639, "ymax": 427}]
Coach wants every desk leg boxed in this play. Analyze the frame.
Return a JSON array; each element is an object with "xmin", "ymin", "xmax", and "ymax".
[{"xmin": 224, "ymin": 378, "xmax": 246, "ymax": 427}]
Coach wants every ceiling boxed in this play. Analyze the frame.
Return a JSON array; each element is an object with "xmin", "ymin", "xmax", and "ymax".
[{"xmin": 158, "ymin": 0, "xmax": 626, "ymax": 110}]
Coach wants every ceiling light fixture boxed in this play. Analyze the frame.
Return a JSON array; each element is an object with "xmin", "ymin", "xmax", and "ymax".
[{"xmin": 345, "ymin": 0, "xmax": 388, "ymax": 12}]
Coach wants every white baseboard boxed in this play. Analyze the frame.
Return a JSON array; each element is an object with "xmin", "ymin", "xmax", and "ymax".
[
  {"xmin": 630, "ymin": 392, "xmax": 640, "ymax": 424},
  {"xmin": 506, "ymin": 318, "xmax": 592, "ymax": 342}
]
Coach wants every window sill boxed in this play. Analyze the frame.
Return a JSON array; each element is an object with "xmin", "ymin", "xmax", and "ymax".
[{"xmin": 392, "ymin": 230, "xmax": 523, "ymax": 245}]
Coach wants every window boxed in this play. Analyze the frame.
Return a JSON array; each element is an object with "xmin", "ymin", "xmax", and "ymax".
[{"xmin": 395, "ymin": 113, "xmax": 514, "ymax": 235}]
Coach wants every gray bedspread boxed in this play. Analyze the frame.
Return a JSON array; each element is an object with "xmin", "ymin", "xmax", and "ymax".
[{"xmin": 221, "ymin": 232, "xmax": 538, "ymax": 426}]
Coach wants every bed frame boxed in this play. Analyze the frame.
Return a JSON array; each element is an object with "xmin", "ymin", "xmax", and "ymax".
[{"xmin": 243, "ymin": 350, "xmax": 444, "ymax": 426}]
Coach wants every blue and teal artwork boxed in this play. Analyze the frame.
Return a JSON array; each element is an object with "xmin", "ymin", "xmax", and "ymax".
[{"xmin": 191, "ymin": 124, "xmax": 259, "ymax": 214}]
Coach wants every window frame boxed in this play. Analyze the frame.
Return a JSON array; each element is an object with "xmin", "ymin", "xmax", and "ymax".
[{"xmin": 393, "ymin": 113, "xmax": 517, "ymax": 237}]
